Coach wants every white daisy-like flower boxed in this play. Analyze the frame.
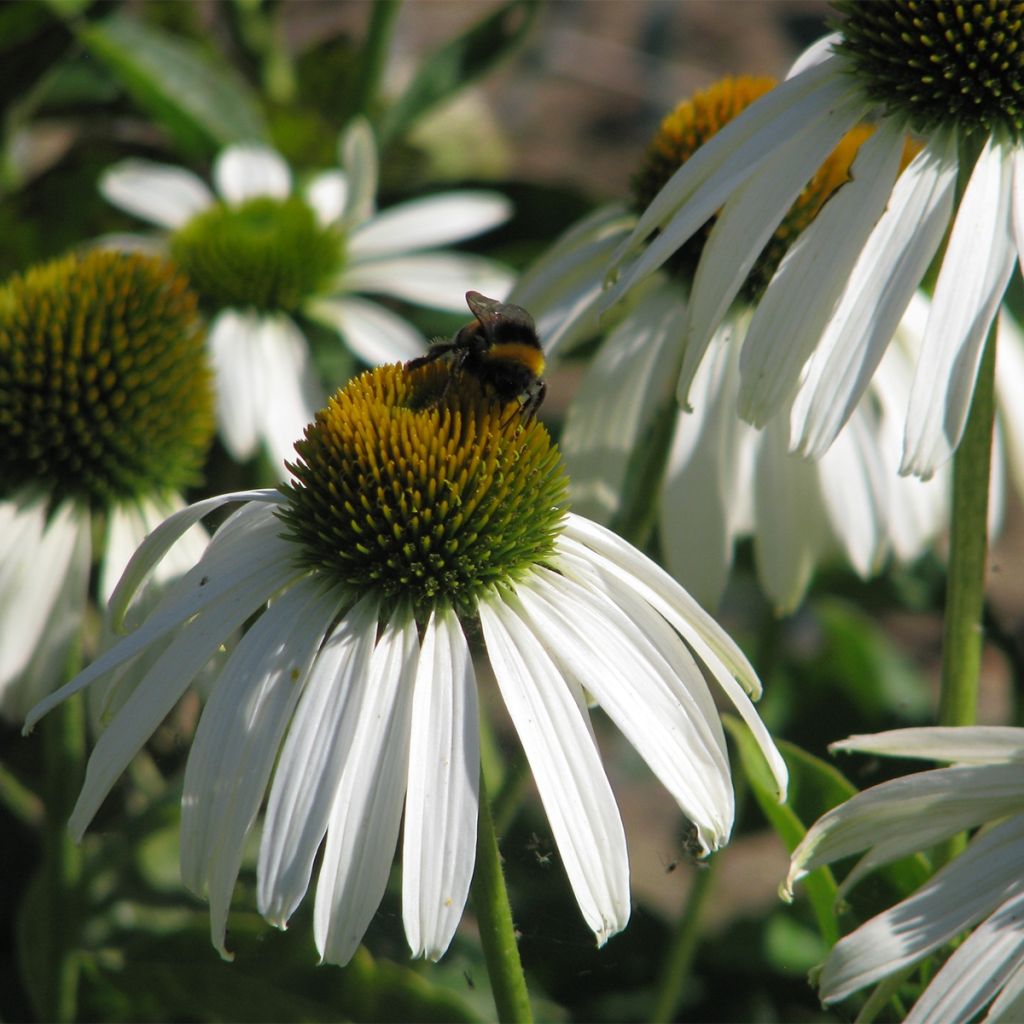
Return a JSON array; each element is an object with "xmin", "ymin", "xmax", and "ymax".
[
  {"xmin": 786, "ymin": 726, "xmax": 1024, "ymax": 1022},
  {"xmin": 604, "ymin": 3, "xmax": 1024, "ymax": 479},
  {"xmin": 25, "ymin": 353, "xmax": 787, "ymax": 966},
  {"xmin": 100, "ymin": 119, "xmax": 514, "ymax": 470},
  {"xmin": 0, "ymin": 251, "xmax": 213, "ymax": 722}
]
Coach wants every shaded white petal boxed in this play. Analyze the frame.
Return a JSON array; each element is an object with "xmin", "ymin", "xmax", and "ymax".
[
  {"xmin": 213, "ymin": 145, "xmax": 291, "ymax": 204},
  {"xmin": 605, "ymin": 60, "xmax": 857, "ymax": 310},
  {"xmin": 68, "ymin": 557, "xmax": 295, "ymax": 840},
  {"xmin": 1012, "ymin": 145, "xmax": 1024, "ymax": 270},
  {"xmin": 350, "ymin": 192, "xmax": 512, "ymax": 258},
  {"xmin": 832, "ymin": 726, "xmax": 1024, "ymax": 765},
  {"xmin": 995, "ymin": 312, "xmax": 1024, "ymax": 502},
  {"xmin": 986, "ymin": 957, "xmax": 1024, "ymax": 1022},
  {"xmin": 257, "ymin": 595, "xmax": 379, "ymax": 927},
  {"xmin": 790, "ymin": 133, "xmax": 958, "ymax": 459},
  {"xmin": 339, "ymin": 118, "xmax": 377, "ymax": 230},
  {"xmin": 306, "ymin": 170, "xmax": 348, "ymax": 227},
  {"xmin": 509, "ymin": 204, "xmax": 634, "ymax": 359},
  {"xmin": 181, "ymin": 575, "xmax": 340, "ymax": 958},
  {"xmin": 208, "ymin": 310, "xmax": 267, "ymax": 461},
  {"xmin": 818, "ymin": 816, "xmax": 1024, "ymax": 1004},
  {"xmin": 560, "ymin": 285, "xmax": 684, "ymax": 523},
  {"xmin": 739, "ymin": 120, "xmax": 905, "ymax": 424},
  {"xmin": 403, "ymin": 606, "xmax": 479, "ymax": 960},
  {"xmin": 903, "ymin": 136, "xmax": 1016, "ymax": 477},
  {"xmin": 660, "ymin": 328, "xmax": 752, "ymax": 609},
  {"xmin": 678, "ymin": 94, "xmax": 864, "ymax": 406},
  {"xmin": 344, "ymin": 253, "xmax": 513, "ymax": 311},
  {"xmin": 906, "ymin": 885, "xmax": 1024, "ymax": 1024},
  {"xmin": 787, "ymin": 763, "xmax": 1024, "ymax": 898},
  {"xmin": 517, "ymin": 568, "xmax": 732, "ymax": 850},
  {"xmin": 314, "ymin": 609, "xmax": 419, "ymax": 965},
  {"xmin": 786, "ymin": 32, "xmax": 842, "ymax": 77},
  {"xmin": 100, "ymin": 160, "xmax": 213, "ymax": 228},
  {"xmin": 479, "ymin": 591, "xmax": 630, "ymax": 945},
  {"xmin": 305, "ymin": 295, "xmax": 425, "ymax": 363}
]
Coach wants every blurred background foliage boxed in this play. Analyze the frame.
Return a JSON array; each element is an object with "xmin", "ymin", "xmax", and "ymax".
[{"xmin": 1, "ymin": 1, "xmax": 1022, "ymax": 1021}]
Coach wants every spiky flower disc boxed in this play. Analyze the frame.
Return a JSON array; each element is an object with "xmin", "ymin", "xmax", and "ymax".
[
  {"xmin": 632, "ymin": 75, "xmax": 896, "ymax": 301},
  {"xmin": 0, "ymin": 251, "xmax": 214, "ymax": 506},
  {"xmin": 835, "ymin": 0, "xmax": 1024, "ymax": 140},
  {"xmin": 278, "ymin": 362, "xmax": 568, "ymax": 619}
]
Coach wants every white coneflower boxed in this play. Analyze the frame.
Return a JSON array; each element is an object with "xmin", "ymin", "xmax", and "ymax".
[
  {"xmin": 0, "ymin": 250, "xmax": 213, "ymax": 721},
  {"xmin": 786, "ymin": 726, "xmax": 1024, "ymax": 1022},
  {"xmin": 513, "ymin": 77, "xmax": 946, "ymax": 612},
  {"xmin": 605, "ymin": 3, "xmax": 1024, "ymax": 479},
  {"xmin": 100, "ymin": 120, "xmax": 513, "ymax": 469},
  {"xmin": 25, "ymin": 348, "xmax": 786, "ymax": 966}
]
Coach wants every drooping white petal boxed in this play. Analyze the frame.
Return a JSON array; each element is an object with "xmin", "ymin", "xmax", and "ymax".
[
  {"xmin": 905, "ymin": 884, "xmax": 1024, "ymax": 1024},
  {"xmin": 787, "ymin": 763, "xmax": 1024, "ymax": 898},
  {"xmin": 338, "ymin": 118, "xmax": 377, "ymax": 230},
  {"xmin": 402, "ymin": 606, "xmax": 480, "ymax": 961},
  {"xmin": 305, "ymin": 295, "xmax": 426, "ymax": 363},
  {"xmin": 739, "ymin": 120, "xmax": 906, "ymax": 425},
  {"xmin": 208, "ymin": 310, "xmax": 268, "ymax": 462},
  {"xmin": 213, "ymin": 145, "xmax": 291, "ymax": 204},
  {"xmin": 68, "ymin": 556, "xmax": 298, "ymax": 841},
  {"xmin": 100, "ymin": 160, "xmax": 214, "ymax": 228},
  {"xmin": 180, "ymin": 575, "xmax": 340, "ymax": 958},
  {"xmin": 479, "ymin": 591, "xmax": 630, "ymax": 945},
  {"xmin": 349, "ymin": 192, "xmax": 512, "ymax": 258},
  {"xmin": 1011, "ymin": 146, "xmax": 1024, "ymax": 271},
  {"xmin": 903, "ymin": 136, "xmax": 1016, "ymax": 477},
  {"xmin": 790, "ymin": 132, "xmax": 958, "ymax": 459},
  {"xmin": 257, "ymin": 595, "xmax": 379, "ymax": 928},
  {"xmin": 306, "ymin": 170, "xmax": 348, "ymax": 227},
  {"xmin": 986, "ymin": 957, "xmax": 1024, "ymax": 1022},
  {"xmin": 344, "ymin": 252, "xmax": 514, "ymax": 310},
  {"xmin": 678, "ymin": 93, "xmax": 865, "ymax": 407},
  {"xmin": 516, "ymin": 568, "xmax": 733, "ymax": 851},
  {"xmin": 509, "ymin": 204, "xmax": 634, "ymax": 359},
  {"xmin": 314, "ymin": 609, "xmax": 419, "ymax": 965},
  {"xmin": 560, "ymin": 284, "xmax": 684, "ymax": 523},
  {"xmin": 817, "ymin": 815, "xmax": 1024, "ymax": 1004},
  {"xmin": 832, "ymin": 726, "xmax": 1024, "ymax": 765},
  {"xmin": 995, "ymin": 312, "xmax": 1024, "ymax": 502},
  {"xmin": 604, "ymin": 59, "xmax": 857, "ymax": 311}
]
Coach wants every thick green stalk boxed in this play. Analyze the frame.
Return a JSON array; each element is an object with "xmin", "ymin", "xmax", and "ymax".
[
  {"xmin": 349, "ymin": 1, "xmax": 402, "ymax": 122},
  {"xmin": 937, "ymin": 320, "xmax": 996, "ymax": 728},
  {"xmin": 470, "ymin": 768, "xmax": 532, "ymax": 1023},
  {"xmin": 40, "ymin": 691, "xmax": 86, "ymax": 1023}
]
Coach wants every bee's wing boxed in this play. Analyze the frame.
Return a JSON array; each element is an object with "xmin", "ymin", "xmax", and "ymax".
[{"xmin": 465, "ymin": 291, "xmax": 536, "ymax": 332}]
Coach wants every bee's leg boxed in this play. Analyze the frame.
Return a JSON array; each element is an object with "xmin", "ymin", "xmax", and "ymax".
[{"xmin": 405, "ymin": 343, "xmax": 457, "ymax": 371}]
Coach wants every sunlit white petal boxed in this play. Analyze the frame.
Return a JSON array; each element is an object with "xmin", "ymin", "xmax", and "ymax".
[
  {"xmin": 214, "ymin": 145, "xmax": 291, "ymax": 204},
  {"xmin": 100, "ymin": 160, "xmax": 214, "ymax": 229}
]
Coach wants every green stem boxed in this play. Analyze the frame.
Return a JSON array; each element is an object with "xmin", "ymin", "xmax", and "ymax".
[
  {"xmin": 349, "ymin": 1, "xmax": 402, "ymax": 122},
  {"xmin": 0, "ymin": 760, "xmax": 44, "ymax": 828},
  {"xmin": 40, "ymin": 691, "xmax": 86, "ymax": 1023},
  {"xmin": 937, "ymin": 321, "xmax": 996, "ymax": 728},
  {"xmin": 649, "ymin": 856, "xmax": 718, "ymax": 1023},
  {"xmin": 470, "ymin": 768, "xmax": 532, "ymax": 1023}
]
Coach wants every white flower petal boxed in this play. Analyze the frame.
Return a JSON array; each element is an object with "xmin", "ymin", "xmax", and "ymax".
[
  {"xmin": 257, "ymin": 595, "xmax": 379, "ymax": 928},
  {"xmin": 100, "ymin": 160, "xmax": 214, "ymax": 228},
  {"xmin": 213, "ymin": 145, "xmax": 291, "ymax": 204},
  {"xmin": 208, "ymin": 310, "xmax": 269, "ymax": 462},
  {"xmin": 180, "ymin": 575, "xmax": 340, "ymax": 958},
  {"xmin": 739, "ymin": 120, "xmax": 905, "ymax": 425},
  {"xmin": 817, "ymin": 815, "xmax": 1024, "ymax": 1004},
  {"xmin": 402, "ymin": 606, "xmax": 480, "ymax": 960},
  {"xmin": 517, "ymin": 568, "xmax": 733, "ymax": 850},
  {"xmin": 678, "ymin": 94, "xmax": 865, "ymax": 407},
  {"xmin": 986, "ymin": 958, "xmax": 1024, "ymax": 1022},
  {"xmin": 906, "ymin": 885, "xmax": 1024, "ymax": 1024},
  {"xmin": 832, "ymin": 726, "xmax": 1024, "ymax": 765},
  {"xmin": 995, "ymin": 312, "xmax": 1024, "ymax": 502},
  {"xmin": 344, "ymin": 252, "xmax": 514, "ymax": 311},
  {"xmin": 790, "ymin": 133, "xmax": 958, "ymax": 460},
  {"xmin": 903, "ymin": 137, "xmax": 1017, "ymax": 478},
  {"xmin": 349, "ymin": 192, "xmax": 512, "ymax": 258},
  {"xmin": 1011, "ymin": 146, "xmax": 1024, "ymax": 270},
  {"xmin": 479, "ymin": 591, "xmax": 630, "ymax": 945},
  {"xmin": 306, "ymin": 170, "xmax": 348, "ymax": 227},
  {"xmin": 68, "ymin": 557, "xmax": 295, "ymax": 841},
  {"xmin": 339, "ymin": 118, "xmax": 378, "ymax": 230},
  {"xmin": 605, "ymin": 60, "xmax": 856, "ymax": 310},
  {"xmin": 306, "ymin": 295, "xmax": 426, "ymax": 363},
  {"xmin": 314, "ymin": 609, "xmax": 419, "ymax": 965},
  {"xmin": 560, "ymin": 285, "xmax": 684, "ymax": 523}
]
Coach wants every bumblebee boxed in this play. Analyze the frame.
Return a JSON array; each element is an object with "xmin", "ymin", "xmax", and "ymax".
[{"xmin": 406, "ymin": 291, "xmax": 547, "ymax": 420}]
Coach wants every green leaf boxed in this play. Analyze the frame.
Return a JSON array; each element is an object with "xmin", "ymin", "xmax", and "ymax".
[
  {"xmin": 79, "ymin": 14, "xmax": 267, "ymax": 159},
  {"xmin": 378, "ymin": 0, "xmax": 539, "ymax": 145}
]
